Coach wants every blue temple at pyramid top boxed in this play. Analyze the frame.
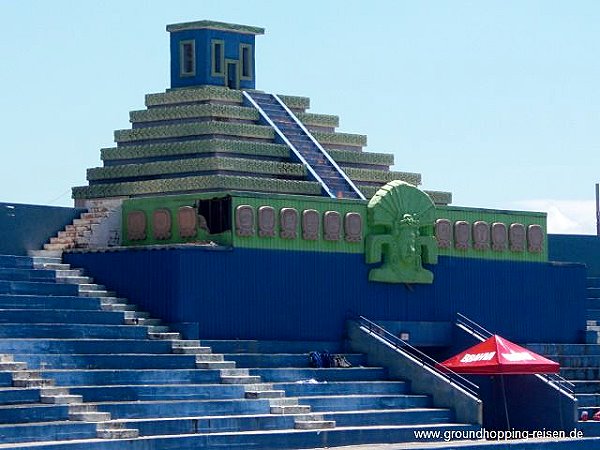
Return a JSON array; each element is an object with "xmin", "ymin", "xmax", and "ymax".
[{"xmin": 167, "ymin": 20, "xmax": 264, "ymax": 90}]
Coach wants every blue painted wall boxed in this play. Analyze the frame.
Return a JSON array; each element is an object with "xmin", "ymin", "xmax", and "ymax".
[
  {"xmin": 170, "ymin": 29, "xmax": 256, "ymax": 89},
  {"xmin": 0, "ymin": 202, "xmax": 84, "ymax": 256},
  {"xmin": 549, "ymin": 234, "xmax": 600, "ymax": 277},
  {"xmin": 65, "ymin": 248, "xmax": 587, "ymax": 344}
]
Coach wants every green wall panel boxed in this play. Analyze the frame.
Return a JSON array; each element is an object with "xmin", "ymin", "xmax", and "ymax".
[
  {"xmin": 121, "ymin": 193, "xmax": 231, "ymax": 247},
  {"xmin": 231, "ymin": 194, "xmax": 366, "ymax": 253},
  {"xmin": 435, "ymin": 205, "xmax": 548, "ymax": 262}
]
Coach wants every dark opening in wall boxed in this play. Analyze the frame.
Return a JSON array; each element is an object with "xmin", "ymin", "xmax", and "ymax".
[{"xmin": 196, "ymin": 196, "xmax": 231, "ymax": 234}]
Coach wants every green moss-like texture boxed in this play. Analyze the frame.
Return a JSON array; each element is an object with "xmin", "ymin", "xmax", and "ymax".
[{"xmin": 75, "ymin": 85, "xmax": 449, "ymax": 202}]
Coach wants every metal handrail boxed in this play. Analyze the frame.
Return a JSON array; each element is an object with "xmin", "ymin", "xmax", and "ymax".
[
  {"xmin": 455, "ymin": 312, "xmax": 574, "ymax": 394},
  {"xmin": 456, "ymin": 312, "xmax": 494, "ymax": 339},
  {"xmin": 356, "ymin": 315, "xmax": 479, "ymax": 398}
]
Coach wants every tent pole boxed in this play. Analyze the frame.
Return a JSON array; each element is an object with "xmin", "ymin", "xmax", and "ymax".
[{"xmin": 500, "ymin": 375, "xmax": 510, "ymax": 430}]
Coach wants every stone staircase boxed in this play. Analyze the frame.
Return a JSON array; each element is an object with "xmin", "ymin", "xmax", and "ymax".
[
  {"xmin": 0, "ymin": 253, "xmax": 476, "ymax": 448},
  {"xmin": 32, "ymin": 203, "xmax": 115, "ymax": 257},
  {"xmin": 528, "ymin": 276, "xmax": 600, "ymax": 436}
]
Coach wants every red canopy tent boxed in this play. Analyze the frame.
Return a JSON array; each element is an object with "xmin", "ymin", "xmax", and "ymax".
[
  {"xmin": 438, "ymin": 334, "xmax": 559, "ymax": 375},
  {"xmin": 438, "ymin": 334, "xmax": 560, "ymax": 429}
]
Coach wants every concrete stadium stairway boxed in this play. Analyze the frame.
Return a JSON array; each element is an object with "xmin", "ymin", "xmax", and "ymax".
[
  {"xmin": 0, "ymin": 253, "xmax": 476, "ymax": 448},
  {"xmin": 528, "ymin": 276, "xmax": 600, "ymax": 436}
]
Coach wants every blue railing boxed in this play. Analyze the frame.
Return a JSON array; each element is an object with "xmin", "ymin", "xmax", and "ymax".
[{"xmin": 356, "ymin": 315, "xmax": 479, "ymax": 398}]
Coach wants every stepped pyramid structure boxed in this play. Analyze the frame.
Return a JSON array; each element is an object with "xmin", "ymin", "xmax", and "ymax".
[{"xmin": 71, "ymin": 20, "xmax": 451, "ymax": 210}]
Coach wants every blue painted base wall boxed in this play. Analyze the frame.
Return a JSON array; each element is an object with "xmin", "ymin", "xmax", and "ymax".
[
  {"xmin": 65, "ymin": 248, "xmax": 587, "ymax": 344},
  {"xmin": 549, "ymin": 234, "xmax": 600, "ymax": 277},
  {"xmin": 0, "ymin": 203, "xmax": 84, "ymax": 256}
]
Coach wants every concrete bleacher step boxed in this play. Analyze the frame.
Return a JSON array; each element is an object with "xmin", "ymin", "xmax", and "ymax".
[
  {"xmin": 0, "ymin": 309, "xmax": 128, "ymax": 325},
  {"xmin": 585, "ymin": 331, "xmax": 600, "ymax": 344},
  {"xmin": 56, "ymin": 276, "xmax": 93, "ymax": 285},
  {"xmin": 11, "ymin": 353, "xmax": 200, "ymax": 370},
  {"xmin": 271, "ymin": 405, "xmax": 311, "ymax": 414},
  {"xmin": 588, "ymin": 277, "xmax": 600, "ymax": 288},
  {"xmin": 572, "ymin": 380, "xmax": 600, "ymax": 394},
  {"xmin": 574, "ymin": 393, "xmax": 600, "ymax": 407},
  {"xmin": 0, "ymin": 361, "xmax": 27, "ymax": 371},
  {"xmin": 33, "ymin": 262, "xmax": 70, "ymax": 270},
  {"xmin": 0, "ymin": 295, "xmax": 123, "ymax": 311},
  {"xmin": 80, "ymin": 398, "xmax": 272, "ymax": 420},
  {"xmin": 0, "ymin": 338, "xmax": 176, "ymax": 358},
  {"xmin": 67, "ymin": 383, "xmax": 246, "ymax": 402},
  {"xmin": 294, "ymin": 418, "xmax": 335, "ymax": 429},
  {"xmin": 273, "ymin": 380, "xmax": 410, "ymax": 397},
  {"xmin": 0, "ymin": 387, "xmax": 41, "ymax": 405},
  {"xmin": 0, "ymin": 421, "xmax": 98, "ymax": 444},
  {"xmin": 224, "ymin": 352, "xmax": 365, "ymax": 368},
  {"xmin": 13, "ymin": 376, "xmax": 56, "ymax": 389},
  {"xmin": 148, "ymin": 331, "xmax": 181, "ymax": 340},
  {"xmin": 220, "ymin": 369, "xmax": 262, "ymax": 384},
  {"xmin": 588, "ymin": 287, "xmax": 600, "ymax": 298},
  {"xmin": 549, "ymin": 354, "xmax": 600, "ymax": 368},
  {"xmin": 249, "ymin": 367, "xmax": 388, "ymax": 382},
  {"xmin": 173, "ymin": 345, "xmax": 212, "ymax": 354},
  {"xmin": 0, "ymin": 403, "xmax": 70, "ymax": 424},
  {"xmin": 96, "ymin": 421, "xmax": 140, "ymax": 439},
  {"xmin": 0, "ymin": 255, "xmax": 60, "ymax": 269},
  {"xmin": 118, "ymin": 413, "xmax": 322, "ymax": 436},
  {"xmin": 40, "ymin": 394, "xmax": 82, "ymax": 404},
  {"xmin": 200, "ymin": 339, "xmax": 345, "ymax": 354},
  {"xmin": 0, "ymin": 268, "xmax": 56, "ymax": 282},
  {"xmin": 298, "ymin": 394, "xmax": 431, "ymax": 412},
  {"xmin": 322, "ymin": 408, "xmax": 455, "ymax": 427},
  {"xmin": 560, "ymin": 367, "xmax": 600, "ymax": 380},
  {"xmin": 41, "ymin": 368, "xmax": 223, "ymax": 386},
  {"xmin": 0, "ymin": 281, "xmax": 79, "ymax": 296},
  {"xmin": 245, "ymin": 389, "xmax": 285, "ymax": 399},
  {"xmin": 0, "ymin": 323, "xmax": 157, "ymax": 339}
]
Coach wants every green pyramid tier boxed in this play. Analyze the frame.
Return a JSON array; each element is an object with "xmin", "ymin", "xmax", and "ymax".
[{"xmin": 73, "ymin": 86, "xmax": 451, "ymax": 204}]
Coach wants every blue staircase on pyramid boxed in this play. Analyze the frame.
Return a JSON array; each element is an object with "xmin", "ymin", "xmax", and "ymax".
[{"xmin": 244, "ymin": 90, "xmax": 365, "ymax": 200}]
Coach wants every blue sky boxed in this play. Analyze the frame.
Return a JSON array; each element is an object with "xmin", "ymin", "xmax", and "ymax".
[{"xmin": 1, "ymin": 1, "xmax": 598, "ymax": 234}]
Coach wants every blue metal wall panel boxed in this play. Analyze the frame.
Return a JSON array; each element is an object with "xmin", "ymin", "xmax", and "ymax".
[
  {"xmin": 549, "ymin": 234, "xmax": 600, "ymax": 277},
  {"xmin": 0, "ymin": 203, "xmax": 84, "ymax": 256},
  {"xmin": 65, "ymin": 248, "xmax": 587, "ymax": 344}
]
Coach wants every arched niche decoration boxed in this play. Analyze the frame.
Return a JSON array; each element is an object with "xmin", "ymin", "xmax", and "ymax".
[
  {"xmin": 279, "ymin": 208, "xmax": 298, "ymax": 239},
  {"xmin": 344, "ymin": 212, "xmax": 363, "ymax": 243},
  {"xmin": 491, "ymin": 222, "xmax": 507, "ymax": 251},
  {"xmin": 435, "ymin": 219, "xmax": 452, "ymax": 249},
  {"xmin": 178, "ymin": 206, "xmax": 197, "ymax": 239},
  {"xmin": 302, "ymin": 209, "xmax": 319, "ymax": 241},
  {"xmin": 153, "ymin": 209, "xmax": 172, "ymax": 240},
  {"xmin": 258, "ymin": 206, "xmax": 276, "ymax": 238},
  {"xmin": 235, "ymin": 205, "xmax": 255, "ymax": 237},
  {"xmin": 323, "ymin": 211, "xmax": 341, "ymax": 241},
  {"xmin": 127, "ymin": 210, "xmax": 146, "ymax": 241}
]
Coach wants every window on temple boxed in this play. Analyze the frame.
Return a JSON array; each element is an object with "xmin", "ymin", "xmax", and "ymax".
[
  {"xmin": 212, "ymin": 40, "xmax": 225, "ymax": 76},
  {"xmin": 180, "ymin": 40, "xmax": 195, "ymax": 77},
  {"xmin": 240, "ymin": 44, "xmax": 252, "ymax": 79}
]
